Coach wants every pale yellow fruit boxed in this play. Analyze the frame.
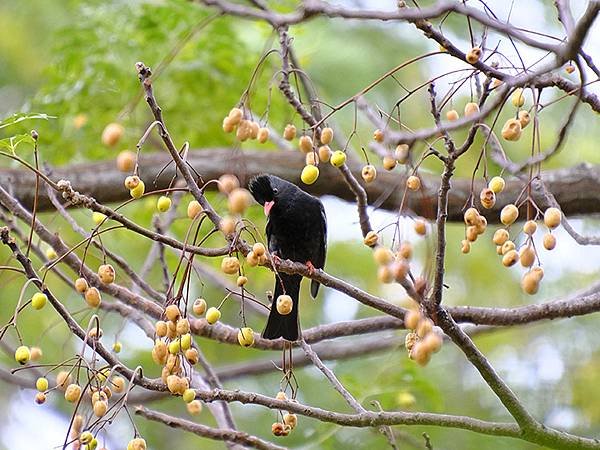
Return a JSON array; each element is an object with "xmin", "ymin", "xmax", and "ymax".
[
  {"xmin": 101, "ymin": 123, "xmax": 124, "ymax": 147},
  {"xmin": 187, "ymin": 200, "xmax": 203, "ymax": 219},
  {"xmin": 320, "ymin": 127, "xmax": 333, "ymax": 145},
  {"xmin": 518, "ymin": 110, "xmax": 531, "ymax": 128},
  {"xmin": 521, "ymin": 271, "xmax": 540, "ymax": 295},
  {"xmin": 488, "ymin": 176, "xmax": 505, "ymax": 194},
  {"xmin": 361, "ymin": 165, "xmax": 377, "ymax": 183},
  {"xmin": 500, "ymin": 204, "xmax": 519, "ymax": 226},
  {"xmin": 543, "ymin": 233, "xmax": 557, "ymax": 250},
  {"xmin": 501, "ymin": 118, "xmax": 522, "ymax": 141},
  {"xmin": 318, "ymin": 145, "xmax": 331, "ymax": 162},
  {"xmin": 519, "ymin": 245, "xmax": 536, "ymax": 267},
  {"xmin": 479, "ymin": 188, "xmax": 496, "ymax": 209},
  {"xmin": 492, "ymin": 229, "xmax": 509, "ymax": 245},
  {"xmin": 228, "ymin": 188, "xmax": 251, "ymax": 214},
  {"xmin": 192, "ymin": 298, "xmax": 207, "ymax": 316},
  {"xmin": 373, "ymin": 129, "xmax": 384, "ymax": 143},
  {"xmin": 221, "ymin": 256, "xmax": 240, "ymax": 275},
  {"xmin": 130, "ymin": 180, "xmax": 145, "ymax": 199},
  {"xmin": 544, "ymin": 207, "xmax": 562, "ymax": 229},
  {"xmin": 301, "ymin": 165, "xmax": 319, "ymax": 185},
  {"xmin": 206, "ymin": 307, "xmax": 221, "ymax": 324},
  {"xmin": 276, "ymin": 295, "xmax": 293, "ymax": 315},
  {"xmin": 512, "ymin": 88, "xmax": 525, "ymax": 107},
  {"xmin": 466, "ymin": 46, "xmax": 481, "ymax": 64},
  {"xmin": 299, "ymin": 135, "xmax": 313, "ymax": 154},
  {"xmin": 116, "ymin": 150, "xmax": 136, "ymax": 172},
  {"xmin": 446, "ymin": 109, "xmax": 459, "ymax": 121},
  {"xmin": 75, "ymin": 277, "xmax": 89, "ymax": 293},
  {"xmin": 382, "ymin": 156, "xmax": 397, "ymax": 170},
  {"xmin": 165, "ymin": 304, "xmax": 181, "ymax": 322},
  {"xmin": 502, "ymin": 249, "xmax": 518, "ymax": 267},
  {"xmin": 237, "ymin": 327, "xmax": 255, "ymax": 347},
  {"xmin": 464, "ymin": 102, "xmax": 480, "ymax": 117},
  {"xmin": 523, "ymin": 220, "xmax": 537, "ymax": 236},
  {"xmin": 363, "ymin": 231, "xmax": 378, "ymax": 247},
  {"xmin": 64, "ymin": 383, "xmax": 82, "ymax": 403},
  {"xmin": 414, "ymin": 219, "xmax": 427, "ymax": 236},
  {"xmin": 395, "ymin": 144, "xmax": 409, "ymax": 163},
  {"xmin": 85, "ymin": 287, "xmax": 101, "ymax": 308},
  {"xmin": 373, "ymin": 247, "xmax": 394, "ymax": 265},
  {"xmin": 187, "ymin": 400, "xmax": 203, "ymax": 415},
  {"xmin": 283, "ymin": 124, "xmax": 296, "ymax": 141},
  {"xmin": 218, "ymin": 174, "xmax": 240, "ymax": 195},
  {"xmin": 257, "ymin": 127, "xmax": 270, "ymax": 143},
  {"xmin": 98, "ymin": 264, "xmax": 115, "ymax": 284},
  {"xmin": 124, "ymin": 175, "xmax": 140, "ymax": 190},
  {"xmin": 219, "ymin": 216, "xmax": 236, "ymax": 234},
  {"xmin": 406, "ymin": 175, "xmax": 421, "ymax": 191}
]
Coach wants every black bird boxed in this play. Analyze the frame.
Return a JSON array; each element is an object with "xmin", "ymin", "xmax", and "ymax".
[{"xmin": 248, "ymin": 174, "xmax": 327, "ymax": 341}]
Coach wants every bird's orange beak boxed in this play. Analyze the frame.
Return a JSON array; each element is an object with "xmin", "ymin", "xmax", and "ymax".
[{"xmin": 264, "ymin": 201, "xmax": 274, "ymax": 216}]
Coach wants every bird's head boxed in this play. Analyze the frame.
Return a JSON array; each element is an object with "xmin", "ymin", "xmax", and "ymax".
[{"xmin": 248, "ymin": 174, "xmax": 290, "ymax": 216}]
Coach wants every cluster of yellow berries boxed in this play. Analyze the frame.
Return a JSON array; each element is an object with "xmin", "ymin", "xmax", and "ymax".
[
  {"xmin": 404, "ymin": 309, "xmax": 443, "ymax": 366},
  {"xmin": 294, "ymin": 126, "xmax": 345, "ymax": 185},
  {"xmin": 222, "ymin": 107, "xmax": 270, "ymax": 143},
  {"xmin": 271, "ymin": 391, "xmax": 298, "ymax": 437},
  {"xmin": 14, "ymin": 344, "xmax": 42, "ymax": 366},
  {"xmin": 501, "ymin": 89, "xmax": 530, "ymax": 142}
]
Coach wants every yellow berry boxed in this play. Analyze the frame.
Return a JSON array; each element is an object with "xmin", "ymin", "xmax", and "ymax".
[
  {"xmin": 283, "ymin": 413, "xmax": 298, "ymax": 429},
  {"xmin": 543, "ymin": 233, "xmax": 557, "ymax": 250},
  {"xmin": 80, "ymin": 431, "xmax": 94, "ymax": 445},
  {"xmin": 31, "ymin": 292, "xmax": 48, "ymax": 310},
  {"xmin": 512, "ymin": 88, "xmax": 525, "ymax": 107},
  {"xmin": 165, "ymin": 304, "xmax": 181, "ymax": 322},
  {"xmin": 98, "ymin": 264, "xmax": 115, "ymax": 284},
  {"xmin": 180, "ymin": 333, "xmax": 192, "ymax": 350},
  {"xmin": 414, "ymin": 219, "xmax": 427, "ymax": 236},
  {"xmin": 112, "ymin": 341, "xmax": 122, "ymax": 353},
  {"xmin": 406, "ymin": 175, "xmax": 421, "ymax": 191},
  {"xmin": 318, "ymin": 145, "xmax": 331, "ymax": 162},
  {"xmin": 92, "ymin": 212, "xmax": 107, "ymax": 226},
  {"xmin": 218, "ymin": 174, "xmax": 240, "ymax": 195},
  {"xmin": 488, "ymin": 176, "xmax": 505, "ymax": 194},
  {"xmin": 404, "ymin": 310, "xmax": 420, "ymax": 330},
  {"xmin": 500, "ymin": 204, "xmax": 519, "ymax": 226},
  {"xmin": 56, "ymin": 371, "xmax": 72, "ymax": 390},
  {"xmin": 183, "ymin": 388, "xmax": 196, "ymax": 403},
  {"xmin": 502, "ymin": 249, "xmax": 518, "ymax": 267},
  {"xmin": 36, "ymin": 377, "xmax": 48, "ymax": 392},
  {"xmin": 206, "ymin": 307, "xmax": 221, "ymax": 325},
  {"xmin": 155, "ymin": 320, "xmax": 168, "ymax": 337},
  {"xmin": 15, "ymin": 345, "xmax": 30, "ymax": 365},
  {"xmin": 124, "ymin": 175, "xmax": 140, "ymax": 190},
  {"xmin": 237, "ymin": 327, "xmax": 255, "ymax": 347},
  {"xmin": 130, "ymin": 180, "xmax": 145, "ymax": 199},
  {"xmin": 382, "ymin": 156, "xmax": 397, "ymax": 170},
  {"xmin": 127, "ymin": 438, "xmax": 147, "ymax": 450},
  {"xmin": 45, "ymin": 247, "xmax": 57, "ymax": 260},
  {"xmin": 492, "ymin": 229, "xmax": 509, "ymax": 245},
  {"xmin": 187, "ymin": 400, "xmax": 203, "ymax": 415},
  {"xmin": 300, "ymin": 165, "xmax": 319, "ymax": 185},
  {"xmin": 64, "ymin": 383, "xmax": 82, "ymax": 403},
  {"xmin": 464, "ymin": 102, "xmax": 480, "ymax": 117},
  {"xmin": 446, "ymin": 110, "xmax": 459, "ymax": 121},
  {"xmin": 156, "ymin": 196, "xmax": 171, "ymax": 212},
  {"xmin": 523, "ymin": 220, "xmax": 537, "ymax": 235},
  {"xmin": 330, "ymin": 150, "xmax": 346, "ymax": 167},
  {"xmin": 35, "ymin": 392, "xmax": 46, "ymax": 404}
]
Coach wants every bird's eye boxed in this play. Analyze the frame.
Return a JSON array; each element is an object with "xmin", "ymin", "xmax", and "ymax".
[{"xmin": 272, "ymin": 188, "xmax": 278, "ymax": 195}]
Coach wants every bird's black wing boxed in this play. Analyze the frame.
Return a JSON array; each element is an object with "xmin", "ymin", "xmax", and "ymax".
[{"xmin": 310, "ymin": 199, "xmax": 327, "ymax": 298}]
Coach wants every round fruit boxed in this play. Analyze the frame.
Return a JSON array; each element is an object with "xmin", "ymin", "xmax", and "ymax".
[
  {"xmin": 257, "ymin": 127, "xmax": 270, "ymax": 143},
  {"xmin": 276, "ymin": 295, "xmax": 293, "ymax": 315},
  {"xmin": 185, "ymin": 348, "xmax": 199, "ymax": 365},
  {"xmin": 221, "ymin": 256, "xmax": 240, "ymax": 275},
  {"xmin": 416, "ymin": 318, "xmax": 433, "ymax": 337},
  {"xmin": 98, "ymin": 264, "xmax": 115, "ymax": 284},
  {"xmin": 156, "ymin": 196, "xmax": 171, "ymax": 212},
  {"xmin": 466, "ymin": 46, "xmax": 481, "ymax": 64},
  {"xmin": 168, "ymin": 339, "xmax": 181, "ymax": 355},
  {"xmin": 305, "ymin": 152, "xmax": 318, "ymax": 166},
  {"xmin": 395, "ymin": 144, "xmax": 410, "ymax": 163},
  {"xmin": 405, "ymin": 332, "xmax": 418, "ymax": 352},
  {"xmin": 236, "ymin": 275, "xmax": 248, "ymax": 287},
  {"xmin": 252, "ymin": 242, "xmax": 266, "ymax": 256},
  {"xmin": 318, "ymin": 145, "xmax": 331, "ymax": 162},
  {"xmin": 377, "ymin": 265, "xmax": 393, "ymax": 283},
  {"xmin": 228, "ymin": 107, "xmax": 243, "ymax": 125},
  {"xmin": 36, "ymin": 377, "xmax": 49, "ymax": 392},
  {"xmin": 299, "ymin": 135, "xmax": 313, "ymax": 153},
  {"xmin": 373, "ymin": 247, "xmax": 394, "ymax": 265},
  {"xmin": 113, "ymin": 341, "xmax": 122, "ymax": 353},
  {"xmin": 446, "ymin": 109, "xmax": 459, "ymax": 121},
  {"xmin": 180, "ymin": 333, "xmax": 192, "ymax": 351},
  {"xmin": 283, "ymin": 413, "xmax": 298, "ymax": 429},
  {"xmin": 464, "ymin": 102, "xmax": 480, "ymax": 117},
  {"xmin": 373, "ymin": 129, "xmax": 384, "ymax": 143},
  {"xmin": 500, "ymin": 204, "xmax": 519, "ymax": 226},
  {"xmin": 218, "ymin": 174, "xmax": 240, "ymax": 195},
  {"xmin": 414, "ymin": 219, "xmax": 427, "ymax": 236},
  {"xmin": 404, "ymin": 310, "xmax": 420, "ymax": 330},
  {"xmin": 397, "ymin": 391, "xmax": 416, "ymax": 408},
  {"xmin": 272, "ymin": 422, "xmax": 286, "ymax": 437},
  {"xmin": 382, "ymin": 156, "xmax": 397, "ymax": 170},
  {"xmin": 165, "ymin": 304, "xmax": 181, "ymax": 322},
  {"xmin": 363, "ymin": 231, "xmax": 378, "ymax": 247},
  {"xmin": 501, "ymin": 118, "xmax": 522, "ymax": 141},
  {"xmin": 248, "ymin": 121, "xmax": 259, "ymax": 140},
  {"xmin": 219, "ymin": 217, "xmax": 236, "ymax": 235},
  {"xmin": 93, "ymin": 400, "xmax": 108, "ymax": 417},
  {"xmin": 80, "ymin": 431, "xmax": 94, "ymax": 445},
  {"xmin": 512, "ymin": 88, "xmax": 525, "ymax": 107},
  {"xmin": 182, "ymin": 388, "xmax": 196, "ymax": 403},
  {"xmin": 501, "ymin": 240, "xmax": 516, "ymax": 255},
  {"xmin": 466, "ymin": 226, "xmax": 478, "ymax": 242},
  {"xmin": 187, "ymin": 400, "xmax": 203, "ymax": 415},
  {"xmin": 543, "ymin": 233, "xmax": 557, "ymax": 250},
  {"xmin": 398, "ymin": 242, "xmax": 412, "ymax": 259},
  {"xmin": 176, "ymin": 318, "xmax": 190, "ymax": 335},
  {"xmin": 406, "ymin": 175, "xmax": 421, "ymax": 191},
  {"xmin": 112, "ymin": 376, "xmax": 126, "ymax": 393},
  {"xmin": 519, "ymin": 245, "xmax": 536, "ymax": 267},
  {"xmin": 192, "ymin": 298, "xmax": 207, "ymax": 316},
  {"xmin": 518, "ymin": 110, "xmax": 531, "ymax": 128},
  {"xmin": 222, "ymin": 117, "xmax": 234, "ymax": 133},
  {"xmin": 523, "ymin": 220, "xmax": 537, "ymax": 235},
  {"xmin": 488, "ymin": 176, "xmax": 505, "ymax": 194},
  {"xmin": 492, "ymin": 229, "xmax": 509, "ymax": 245},
  {"xmin": 116, "ymin": 150, "xmax": 136, "ymax": 172},
  {"xmin": 46, "ymin": 247, "xmax": 57, "ymax": 260},
  {"xmin": 56, "ymin": 371, "xmax": 72, "ymax": 390},
  {"xmin": 544, "ymin": 207, "xmax": 562, "ymax": 229},
  {"xmin": 64, "ymin": 383, "xmax": 82, "ymax": 403},
  {"xmin": 521, "ymin": 271, "xmax": 540, "ymax": 295},
  {"xmin": 479, "ymin": 188, "xmax": 496, "ymax": 209},
  {"xmin": 35, "ymin": 392, "xmax": 46, "ymax": 404},
  {"xmin": 320, "ymin": 127, "xmax": 333, "ymax": 145},
  {"xmin": 155, "ymin": 320, "xmax": 168, "ymax": 337},
  {"xmin": 422, "ymin": 332, "xmax": 443, "ymax": 353},
  {"xmin": 30, "ymin": 346, "xmax": 42, "ymax": 361},
  {"xmin": 283, "ymin": 124, "xmax": 296, "ymax": 141},
  {"xmin": 124, "ymin": 175, "xmax": 140, "ymax": 190},
  {"xmin": 565, "ymin": 64, "xmax": 576, "ymax": 74},
  {"xmin": 361, "ymin": 165, "xmax": 377, "ymax": 183},
  {"xmin": 31, "ymin": 292, "xmax": 48, "ymax": 310},
  {"xmin": 15, "ymin": 345, "xmax": 30, "ymax": 365},
  {"xmin": 127, "ymin": 438, "xmax": 147, "ymax": 450},
  {"xmin": 75, "ymin": 277, "xmax": 89, "ymax": 293},
  {"xmin": 461, "ymin": 239, "xmax": 471, "ymax": 254},
  {"xmin": 130, "ymin": 180, "xmax": 145, "ymax": 199},
  {"xmin": 101, "ymin": 123, "xmax": 124, "ymax": 147},
  {"xmin": 228, "ymin": 188, "xmax": 251, "ymax": 214},
  {"xmin": 92, "ymin": 212, "xmax": 107, "ymax": 226},
  {"xmin": 237, "ymin": 327, "xmax": 255, "ymax": 347},
  {"xmin": 330, "ymin": 150, "xmax": 346, "ymax": 167},
  {"xmin": 206, "ymin": 307, "xmax": 221, "ymax": 325},
  {"xmin": 236, "ymin": 120, "xmax": 251, "ymax": 141},
  {"xmin": 187, "ymin": 200, "xmax": 203, "ymax": 219},
  {"xmin": 300, "ymin": 165, "xmax": 319, "ymax": 185},
  {"xmin": 502, "ymin": 249, "xmax": 518, "ymax": 267},
  {"xmin": 463, "ymin": 207, "xmax": 479, "ymax": 226}
]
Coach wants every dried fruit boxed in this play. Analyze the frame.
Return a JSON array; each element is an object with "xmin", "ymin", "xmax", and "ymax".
[
  {"xmin": 301, "ymin": 165, "xmax": 319, "ymax": 185},
  {"xmin": 373, "ymin": 247, "xmax": 394, "ymax": 265},
  {"xmin": 165, "ymin": 304, "xmax": 181, "ymax": 322},
  {"xmin": 461, "ymin": 239, "xmax": 471, "ymax": 253},
  {"xmin": 127, "ymin": 438, "xmax": 147, "ymax": 450},
  {"xmin": 414, "ymin": 219, "xmax": 427, "ymax": 236},
  {"xmin": 187, "ymin": 399, "xmax": 203, "ymax": 415},
  {"xmin": 318, "ymin": 145, "xmax": 331, "ymax": 162},
  {"xmin": 64, "ymin": 383, "xmax": 82, "ymax": 403},
  {"xmin": 192, "ymin": 298, "xmax": 207, "ymax": 316},
  {"xmin": 228, "ymin": 107, "xmax": 243, "ymax": 126},
  {"xmin": 382, "ymin": 156, "xmax": 397, "ymax": 170},
  {"xmin": 565, "ymin": 64, "xmax": 576, "ymax": 74},
  {"xmin": 493, "ymin": 229, "xmax": 509, "ymax": 245},
  {"xmin": 363, "ymin": 231, "xmax": 378, "ymax": 247},
  {"xmin": 479, "ymin": 188, "xmax": 496, "ymax": 209},
  {"xmin": 523, "ymin": 220, "xmax": 537, "ymax": 236},
  {"xmin": 519, "ymin": 245, "xmax": 536, "ymax": 267},
  {"xmin": 252, "ymin": 242, "xmax": 266, "ymax": 256},
  {"xmin": 361, "ymin": 165, "xmax": 377, "ymax": 183},
  {"xmin": 518, "ymin": 110, "xmax": 531, "ymax": 128},
  {"xmin": 377, "ymin": 265, "xmax": 393, "ymax": 283},
  {"xmin": 257, "ymin": 127, "xmax": 270, "ymax": 143},
  {"xmin": 521, "ymin": 271, "xmax": 540, "ymax": 295},
  {"xmin": 219, "ymin": 217, "xmax": 236, "ymax": 234},
  {"xmin": 75, "ymin": 277, "xmax": 89, "ymax": 293},
  {"xmin": 228, "ymin": 188, "xmax": 251, "ymax": 214},
  {"xmin": 373, "ymin": 129, "xmax": 385, "ymax": 143},
  {"xmin": 305, "ymin": 152, "xmax": 318, "ymax": 166},
  {"xmin": 404, "ymin": 310, "xmax": 420, "ymax": 329},
  {"xmin": 236, "ymin": 276, "xmax": 248, "ymax": 287},
  {"xmin": 299, "ymin": 135, "xmax": 313, "ymax": 154},
  {"xmin": 176, "ymin": 318, "xmax": 190, "ymax": 335},
  {"xmin": 124, "ymin": 175, "xmax": 140, "ymax": 190},
  {"xmin": 395, "ymin": 144, "xmax": 409, "ymax": 163},
  {"xmin": 187, "ymin": 200, "xmax": 203, "ymax": 219},
  {"xmin": 544, "ymin": 207, "xmax": 562, "ymax": 229},
  {"xmin": 221, "ymin": 256, "xmax": 240, "ymax": 275},
  {"xmin": 155, "ymin": 320, "xmax": 168, "ymax": 337},
  {"xmin": 276, "ymin": 295, "xmax": 293, "ymax": 315},
  {"xmin": 501, "ymin": 118, "xmax": 522, "ymax": 141},
  {"xmin": 98, "ymin": 264, "xmax": 115, "ymax": 284},
  {"xmin": 56, "ymin": 371, "xmax": 72, "ymax": 390},
  {"xmin": 466, "ymin": 46, "xmax": 482, "ymax": 64},
  {"xmin": 35, "ymin": 392, "xmax": 46, "ymax": 404},
  {"xmin": 30, "ymin": 347, "xmax": 42, "ymax": 361},
  {"xmin": 502, "ymin": 249, "xmax": 518, "ymax": 267},
  {"xmin": 283, "ymin": 413, "xmax": 298, "ymax": 429}
]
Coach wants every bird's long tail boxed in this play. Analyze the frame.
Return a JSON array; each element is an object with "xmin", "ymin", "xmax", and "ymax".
[{"xmin": 263, "ymin": 273, "xmax": 302, "ymax": 341}]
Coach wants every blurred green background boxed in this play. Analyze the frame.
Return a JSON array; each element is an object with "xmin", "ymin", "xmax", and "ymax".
[{"xmin": 1, "ymin": 0, "xmax": 600, "ymax": 449}]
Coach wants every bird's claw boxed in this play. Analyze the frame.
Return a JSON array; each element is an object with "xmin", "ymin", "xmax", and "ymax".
[{"xmin": 305, "ymin": 261, "xmax": 316, "ymax": 275}]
